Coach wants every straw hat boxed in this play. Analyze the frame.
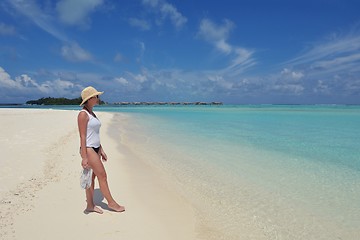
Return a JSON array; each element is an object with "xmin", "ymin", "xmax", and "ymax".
[{"xmin": 80, "ymin": 86, "xmax": 104, "ymax": 106}]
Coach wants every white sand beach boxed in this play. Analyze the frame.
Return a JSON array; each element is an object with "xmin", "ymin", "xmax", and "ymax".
[{"xmin": 0, "ymin": 108, "xmax": 198, "ymax": 240}]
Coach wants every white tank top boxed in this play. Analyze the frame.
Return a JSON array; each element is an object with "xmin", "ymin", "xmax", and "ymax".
[{"xmin": 81, "ymin": 110, "xmax": 101, "ymax": 148}]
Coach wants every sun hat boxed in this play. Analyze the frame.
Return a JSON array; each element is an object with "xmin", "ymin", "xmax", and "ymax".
[{"xmin": 80, "ymin": 86, "xmax": 104, "ymax": 106}]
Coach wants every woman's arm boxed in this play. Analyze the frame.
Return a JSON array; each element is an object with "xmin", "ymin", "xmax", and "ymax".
[
  {"xmin": 99, "ymin": 145, "xmax": 107, "ymax": 161},
  {"xmin": 78, "ymin": 111, "xmax": 89, "ymax": 168}
]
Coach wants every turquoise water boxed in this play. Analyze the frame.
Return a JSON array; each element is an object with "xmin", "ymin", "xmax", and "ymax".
[
  {"xmin": 108, "ymin": 105, "xmax": 360, "ymax": 239},
  {"xmin": 99, "ymin": 104, "xmax": 360, "ymax": 170},
  {"xmin": 94, "ymin": 104, "xmax": 359, "ymax": 239},
  {"xmin": 7, "ymin": 105, "xmax": 360, "ymax": 239}
]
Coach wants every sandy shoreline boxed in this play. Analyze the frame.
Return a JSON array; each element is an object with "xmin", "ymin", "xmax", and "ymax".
[{"xmin": 0, "ymin": 108, "xmax": 198, "ymax": 240}]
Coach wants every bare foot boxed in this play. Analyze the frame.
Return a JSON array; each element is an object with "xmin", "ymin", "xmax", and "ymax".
[
  {"xmin": 108, "ymin": 202, "xmax": 125, "ymax": 212},
  {"xmin": 84, "ymin": 206, "xmax": 103, "ymax": 214}
]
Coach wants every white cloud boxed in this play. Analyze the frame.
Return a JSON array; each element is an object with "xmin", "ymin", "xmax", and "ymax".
[
  {"xmin": 0, "ymin": 22, "xmax": 16, "ymax": 36},
  {"xmin": 224, "ymin": 47, "xmax": 256, "ymax": 76},
  {"xmin": 115, "ymin": 77, "xmax": 129, "ymax": 85},
  {"xmin": 142, "ymin": 0, "xmax": 187, "ymax": 29},
  {"xmin": 112, "ymin": 73, "xmax": 144, "ymax": 93},
  {"xmin": 114, "ymin": 53, "xmax": 123, "ymax": 62},
  {"xmin": 278, "ymin": 31, "xmax": 360, "ymax": 97},
  {"xmin": 272, "ymin": 84, "xmax": 305, "ymax": 95},
  {"xmin": 216, "ymin": 39, "xmax": 232, "ymax": 54},
  {"xmin": 0, "ymin": 66, "xmax": 22, "ymax": 89},
  {"xmin": 198, "ymin": 18, "xmax": 234, "ymax": 51},
  {"xmin": 262, "ymin": 68, "xmax": 306, "ymax": 95},
  {"xmin": 311, "ymin": 74, "xmax": 360, "ymax": 96},
  {"xmin": 0, "ymin": 68, "xmax": 42, "ymax": 91},
  {"xmin": 129, "ymin": 18, "xmax": 151, "ymax": 31},
  {"xmin": 15, "ymin": 74, "xmax": 39, "ymax": 88},
  {"xmin": 0, "ymin": 66, "xmax": 80, "ymax": 97},
  {"xmin": 160, "ymin": 3, "xmax": 187, "ymax": 29},
  {"xmin": 41, "ymin": 79, "xmax": 77, "ymax": 95},
  {"xmin": 6, "ymin": 0, "xmax": 95, "ymax": 64},
  {"xmin": 313, "ymin": 80, "xmax": 330, "ymax": 94},
  {"xmin": 6, "ymin": 0, "xmax": 95, "ymax": 67},
  {"xmin": 344, "ymin": 78, "xmax": 360, "ymax": 94},
  {"xmin": 289, "ymin": 34, "xmax": 360, "ymax": 66},
  {"xmin": 309, "ymin": 53, "xmax": 360, "ymax": 77},
  {"xmin": 207, "ymin": 75, "xmax": 233, "ymax": 90},
  {"xmin": 133, "ymin": 73, "xmax": 147, "ymax": 83},
  {"xmin": 61, "ymin": 42, "xmax": 93, "ymax": 62},
  {"xmin": 285, "ymin": 32, "xmax": 360, "ymax": 78},
  {"xmin": 111, "ymin": 67, "xmax": 246, "ymax": 101},
  {"xmin": 136, "ymin": 42, "xmax": 146, "ymax": 63},
  {"xmin": 198, "ymin": 18, "xmax": 256, "ymax": 76},
  {"xmin": 56, "ymin": 0, "xmax": 104, "ymax": 28},
  {"xmin": 139, "ymin": 42, "xmax": 146, "ymax": 52},
  {"xmin": 280, "ymin": 68, "xmax": 304, "ymax": 81},
  {"xmin": 7, "ymin": 0, "xmax": 67, "ymax": 41}
]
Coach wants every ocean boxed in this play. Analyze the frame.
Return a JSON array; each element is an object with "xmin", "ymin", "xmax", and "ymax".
[
  {"xmin": 8, "ymin": 104, "xmax": 360, "ymax": 239},
  {"xmin": 105, "ymin": 105, "xmax": 360, "ymax": 239}
]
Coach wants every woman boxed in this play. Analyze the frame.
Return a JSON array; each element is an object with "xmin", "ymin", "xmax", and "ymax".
[{"xmin": 78, "ymin": 86, "xmax": 125, "ymax": 214}]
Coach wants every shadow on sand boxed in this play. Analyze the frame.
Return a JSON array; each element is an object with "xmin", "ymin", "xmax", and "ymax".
[
  {"xmin": 93, "ymin": 188, "xmax": 111, "ymax": 210},
  {"xmin": 83, "ymin": 188, "xmax": 111, "ymax": 214}
]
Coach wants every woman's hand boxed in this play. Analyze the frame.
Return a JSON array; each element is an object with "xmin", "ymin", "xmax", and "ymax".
[
  {"xmin": 81, "ymin": 158, "xmax": 89, "ymax": 169},
  {"xmin": 100, "ymin": 149, "xmax": 107, "ymax": 162}
]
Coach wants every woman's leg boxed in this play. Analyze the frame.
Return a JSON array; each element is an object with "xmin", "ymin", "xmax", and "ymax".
[
  {"xmin": 85, "ymin": 172, "xmax": 103, "ymax": 214},
  {"xmin": 87, "ymin": 148, "xmax": 125, "ymax": 212}
]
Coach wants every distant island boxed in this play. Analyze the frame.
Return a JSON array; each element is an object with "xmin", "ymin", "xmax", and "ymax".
[
  {"xmin": 26, "ymin": 97, "xmax": 222, "ymax": 106},
  {"xmin": 26, "ymin": 97, "xmax": 82, "ymax": 105},
  {"xmin": 26, "ymin": 97, "xmax": 105, "ymax": 105},
  {"xmin": 113, "ymin": 101, "xmax": 223, "ymax": 105},
  {"xmin": 26, "ymin": 97, "xmax": 223, "ymax": 105}
]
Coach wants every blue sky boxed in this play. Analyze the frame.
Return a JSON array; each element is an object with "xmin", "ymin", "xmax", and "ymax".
[{"xmin": 1, "ymin": 0, "xmax": 360, "ymax": 104}]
